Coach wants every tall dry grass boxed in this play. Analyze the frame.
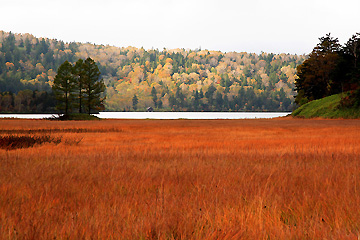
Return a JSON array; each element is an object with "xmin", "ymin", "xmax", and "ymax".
[{"xmin": 0, "ymin": 118, "xmax": 359, "ymax": 239}]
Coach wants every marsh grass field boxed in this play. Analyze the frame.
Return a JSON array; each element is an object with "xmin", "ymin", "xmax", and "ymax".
[{"xmin": 0, "ymin": 118, "xmax": 360, "ymax": 239}]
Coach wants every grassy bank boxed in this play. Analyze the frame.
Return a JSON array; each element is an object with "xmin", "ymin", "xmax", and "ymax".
[{"xmin": 292, "ymin": 93, "xmax": 360, "ymax": 119}]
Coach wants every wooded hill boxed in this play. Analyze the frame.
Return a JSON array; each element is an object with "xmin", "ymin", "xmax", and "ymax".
[{"xmin": 0, "ymin": 31, "xmax": 305, "ymax": 112}]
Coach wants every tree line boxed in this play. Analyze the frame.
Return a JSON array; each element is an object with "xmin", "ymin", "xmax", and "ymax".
[
  {"xmin": 131, "ymin": 85, "xmax": 291, "ymax": 112},
  {"xmin": 0, "ymin": 31, "xmax": 305, "ymax": 112},
  {"xmin": 105, "ymin": 48, "xmax": 303, "ymax": 112},
  {"xmin": 295, "ymin": 33, "xmax": 360, "ymax": 107},
  {"xmin": 0, "ymin": 90, "xmax": 55, "ymax": 113}
]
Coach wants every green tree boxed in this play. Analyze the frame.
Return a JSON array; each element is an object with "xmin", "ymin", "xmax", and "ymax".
[
  {"xmin": 24, "ymin": 37, "xmax": 31, "ymax": 54},
  {"xmin": 175, "ymin": 87, "xmax": 185, "ymax": 108},
  {"xmin": 82, "ymin": 57, "xmax": 106, "ymax": 114},
  {"xmin": 73, "ymin": 59, "xmax": 85, "ymax": 113},
  {"xmin": 52, "ymin": 61, "xmax": 77, "ymax": 115},
  {"xmin": 205, "ymin": 85, "xmax": 216, "ymax": 105},
  {"xmin": 343, "ymin": 33, "xmax": 360, "ymax": 86},
  {"xmin": 192, "ymin": 90, "xmax": 200, "ymax": 111},
  {"xmin": 223, "ymin": 94, "xmax": 229, "ymax": 110},
  {"xmin": 344, "ymin": 33, "xmax": 360, "ymax": 69},
  {"xmin": 295, "ymin": 33, "xmax": 342, "ymax": 105},
  {"xmin": 151, "ymin": 86, "xmax": 157, "ymax": 108},
  {"xmin": 215, "ymin": 92, "xmax": 223, "ymax": 110},
  {"xmin": 343, "ymin": 33, "xmax": 360, "ymax": 105},
  {"xmin": 132, "ymin": 94, "xmax": 138, "ymax": 111}
]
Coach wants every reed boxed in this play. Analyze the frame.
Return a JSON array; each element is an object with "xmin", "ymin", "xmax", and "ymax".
[
  {"xmin": 0, "ymin": 118, "xmax": 359, "ymax": 239},
  {"xmin": 0, "ymin": 135, "xmax": 62, "ymax": 150}
]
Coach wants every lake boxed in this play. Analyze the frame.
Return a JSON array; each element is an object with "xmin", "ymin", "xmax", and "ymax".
[{"xmin": 0, "ymin": 112, "xmax": 290, "ymax": 119}]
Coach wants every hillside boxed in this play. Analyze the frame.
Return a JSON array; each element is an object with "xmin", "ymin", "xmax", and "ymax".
[
  {"xmin": 292, "ymin": 93, "xmax": 360, "ymax": 119},
  {"xmin": 0, "ymin": 31, "xmax": 305, "ymax": 112}
]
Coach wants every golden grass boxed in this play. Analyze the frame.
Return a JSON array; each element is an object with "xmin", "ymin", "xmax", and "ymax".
[{"xmin": 0, "ymin": 118, "xmax": 360, "ymax": 239}]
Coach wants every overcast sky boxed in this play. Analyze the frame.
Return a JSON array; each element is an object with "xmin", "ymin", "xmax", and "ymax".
[{"xmin": 1, "ymin": 0, "xmax": 359, "ymax": 54}]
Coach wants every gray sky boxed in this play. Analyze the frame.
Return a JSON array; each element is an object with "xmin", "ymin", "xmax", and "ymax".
[{"xmin": 1, "ymin": 0, "xmax": 359, "ymax": 54}]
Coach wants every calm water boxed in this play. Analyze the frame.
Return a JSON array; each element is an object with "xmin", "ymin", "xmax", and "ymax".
[{"xmin": 0, "ymin": 112, "xmax": 290, "ymax": 119}]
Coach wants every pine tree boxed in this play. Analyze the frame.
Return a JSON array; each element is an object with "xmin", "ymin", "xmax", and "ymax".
[
  {"xmin": 132, "ymin": 94, "xmax": 138, "ymax": 111},
  {"xmin": 52, "ymin": 61, "xmax": 76, "ymax": 115},
  {"xmin": 82, "ymin": 57, "xmax": 106, "ymax": 114},
  {"xmin": 73, "ymin": 59, "xmax": 85, "ymax": 113},
  {"xmin": 151, "ymin": 86, "xmax": 157, "ymax": 108}
]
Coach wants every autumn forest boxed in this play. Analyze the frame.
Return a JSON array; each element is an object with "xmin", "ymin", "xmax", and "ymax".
[{"xmin": 0, "ymin": 31, "xmax": 305, "ymax": 112}]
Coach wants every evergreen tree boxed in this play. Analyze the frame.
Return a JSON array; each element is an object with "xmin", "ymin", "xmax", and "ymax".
[
  {"xmin": 82, "ymin": 57, "xmax": 106, "ymax": 114},
  {"xmin": 24, "ymin": 37, "xmax": 31, "ymax": 54},
  {"xmin": 151, "ymin": 86, "xmax": 157, "ymax": 107},
  {"xmin": 342, "ymin": 33, "xmax": 360, "ymax": 105},
  {"xmin": 132, "ymin": 94, "xmax": 138, "ymax": 111},
  {"xmin": 73, "ymin": 59, "xmax": 85, "ymax": 113},
  {"xmin": 343, "ymin": 33, "xmax": 360, "ymax": 87},
  {"xmin": 52, "ymin": 61, "xmax": 76, "ymax": 115},
  {"xmin": 205, "ymin": 85, "xmax": 216, "ymax": 105},
  {"xmin": 215, "ymin": 92, "xmax": 223, "ymax": 111},
  {"xmin": 193, "ymin": 90, "xmax": 200, "ymax": 111}
]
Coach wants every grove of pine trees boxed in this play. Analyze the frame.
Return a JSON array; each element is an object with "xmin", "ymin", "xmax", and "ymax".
[{"xmin": 52, "ymin": 58, "xmax": 105, "ymax": 115}]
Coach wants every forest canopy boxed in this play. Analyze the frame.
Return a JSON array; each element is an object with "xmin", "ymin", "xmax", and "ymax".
[{"xmin": 0, "ymin": 31, "xmax": 306, "ymax": 112}]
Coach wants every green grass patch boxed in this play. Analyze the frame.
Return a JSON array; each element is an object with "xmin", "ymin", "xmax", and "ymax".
[{"xmin": 292, "ymin": 93, "xmax": 360, "ymax": 119}]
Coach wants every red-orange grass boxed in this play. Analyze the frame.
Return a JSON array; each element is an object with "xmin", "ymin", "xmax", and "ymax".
[{"xmin": 0, "ymin": 118, "xmax": 359, "ymax": 239}]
